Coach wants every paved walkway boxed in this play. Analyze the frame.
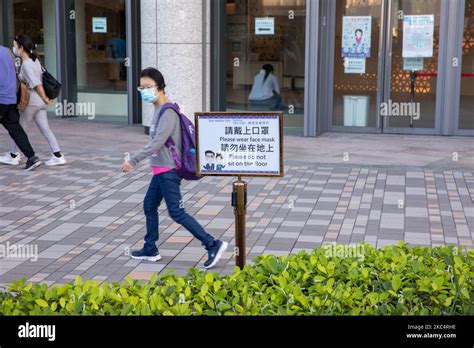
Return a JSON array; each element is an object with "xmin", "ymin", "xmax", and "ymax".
[{"xmin": 0, "ymin": 119, "xmax": 473, "ymax": 285}]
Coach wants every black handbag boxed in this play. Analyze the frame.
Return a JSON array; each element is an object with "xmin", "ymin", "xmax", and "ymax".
[{"xmin": 41, "ymin": 65, "xmax": 62, "ymax": 99}]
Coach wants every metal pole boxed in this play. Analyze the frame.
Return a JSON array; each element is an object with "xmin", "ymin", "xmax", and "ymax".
[
  {"xmin": 410, "ymin": 70, "xmax": 416, "ymax": 128},
  {"xmin": 232, "ymin": 176, "xmax": 247, "ymax": 269}
]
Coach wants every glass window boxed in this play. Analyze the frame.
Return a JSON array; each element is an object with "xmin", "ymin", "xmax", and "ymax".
[
  {"xmin": 332, "ymin": 0, "xmax": 383, "ymax": 128},
  {"xmin": 388, "ymin": 0, "xmax": 441, "ymax": 129},
  {"xmin": 6, "ymin": 0, "xmax": 57, "ymax": 113},
  {"xmin": 225, "ymin": 0, "xmax": 306, "ymax": 136},
  {"xmin": 71, "ymin": 0, "xmax": 128, "ymax": 123},
  {"xmin": 459, "ymin": 0, "xmax": 474, "ymax": 130}
]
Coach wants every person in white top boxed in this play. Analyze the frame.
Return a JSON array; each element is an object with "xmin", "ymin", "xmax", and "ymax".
[
  {"xmin": 248, "ymin": 64, "xmax": 283, "ymax": 110},
  {"xmin": 0, "ymin": 34, "xmax": 66, "ymax": 167}
]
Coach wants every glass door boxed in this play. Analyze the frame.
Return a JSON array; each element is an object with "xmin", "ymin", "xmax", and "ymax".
[
  {"xmin": 62, "ymin": 0, "xmax": 129, "ymax": 124},
  {"xmin": 328, "ymin": 0, "xmax": 386, "ymax": 132},
  {"xmin": 4, "ymin": 0, "xmax": 57, "ymax": 116},
  {"xmin": 224, "ymin": 0, "xmax": 307, "ymax": 136},
  {"xmin": 382, "ymin": 0, "xmax": 444, "ymax": 134}
]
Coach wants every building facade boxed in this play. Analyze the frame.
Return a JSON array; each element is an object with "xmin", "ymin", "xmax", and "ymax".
[{"xmin": 1, "ymin": 0, "xmax": 472, "ymax": 137}]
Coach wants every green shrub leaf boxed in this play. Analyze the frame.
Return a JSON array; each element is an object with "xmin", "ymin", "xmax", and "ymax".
[
  {"xmin": 0, "ymin": 244, "xmax": 471, "ymax": 316},
  {"xmin": 35, "ymin": 299, "xmax": 48, "ymax": 308},
  {"xmin": 392, "ymin": 275, "xmax": 402, "ymax": 292}
]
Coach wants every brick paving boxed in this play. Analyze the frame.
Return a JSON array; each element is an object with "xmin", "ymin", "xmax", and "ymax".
[{"xmin": 0, "ymin": 119, "xmax": 473, "ymax": 285}]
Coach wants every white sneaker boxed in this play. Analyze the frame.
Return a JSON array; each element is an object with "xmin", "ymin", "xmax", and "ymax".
[
  {"xmin": 0, "ymin": 153, "xmax": 20, "ymax": 166},
  {"xmin": 130, "ymin": 250, "xmax": 162, "ymax": 262},
  {"xmin": 45, "ymin": 155, "xmax": 66, "ymax": 166}
]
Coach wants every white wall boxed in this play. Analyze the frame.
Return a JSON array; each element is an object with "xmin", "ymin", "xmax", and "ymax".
[
  {"xmin": 140, "ymin": 0, "xmax": 211, "ymax": 127},
  {"xmin": 78, "ymin": 93, "xmax": 127, "ymax": 116}
]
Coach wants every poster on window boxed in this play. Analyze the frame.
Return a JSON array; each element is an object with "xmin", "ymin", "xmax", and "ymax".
[
  {"xmin": 195, "ymin": 113, "xmax": 283, "ymax": 177},
  {"xmin": 403, "ymin": 15, "xmax": 434, "ymax": 58},
  {"xmin": 344, "ymin": 58, "xmax": 366, "ymax": 74},
  {"xmin": 403, "ymin": 57, "xmax": 424, "ymax": 71},
  {"xmin": 342, "ymin": 16, "xmax": 372, "ymax": 58},
  {"xmin": 92, "ymin": 17, "xmax": 107, "ymax": 33},
  {"xmin": 255, "ymin": 17, "xmax": 275, "ymax": 35}
]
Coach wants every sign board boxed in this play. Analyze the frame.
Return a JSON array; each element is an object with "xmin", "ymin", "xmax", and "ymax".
[
  {"xmin": 403, "ymin": 15, "xmax": 434, "ymax": 58},
  {"xmin": 403, "ymin": 57, "xmax": 424, "ymax": 71},
  {"xmin": 255, "ymin": 17, "xmax": 275, "ymax": 35},
  {"xmin": 342, "ymin": 16, "xmax": 372, "ymax": 58},
  {"xmin": 195, "ymin": 113, "xmax": 283, "ymax": 177},
  {"xmin": 92, "ymin": 17, "xmax": 107, "ymax": 33},
  {"xmin": 344, "ymin": 58, "xmax": 366, "ymax": 74}
]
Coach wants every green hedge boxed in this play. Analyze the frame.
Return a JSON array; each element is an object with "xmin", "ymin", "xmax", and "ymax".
[{"xmin": 1, "ymin": 243, "xmax": 473, "ymax": 315}]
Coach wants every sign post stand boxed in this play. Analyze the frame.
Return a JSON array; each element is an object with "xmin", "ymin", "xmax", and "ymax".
[
  {"xmin": 195, "ymin": 112, "xmax": 283, "ymax": 269},
  {"xmin": 231, "ymin": 176, "xmax": 247, "ymax": 268},
  {"xmin": 409, "ymin": 70, "xmax": 416, "ymax": 128}
]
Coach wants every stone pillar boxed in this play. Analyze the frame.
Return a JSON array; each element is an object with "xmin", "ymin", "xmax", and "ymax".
[
  {"xmin": 140, "ymin": 0, "xmax": 211, "ymax": 128},
  {"xmin": 75, "ymin": 0, "xmax": 87, "ymax": 89}
]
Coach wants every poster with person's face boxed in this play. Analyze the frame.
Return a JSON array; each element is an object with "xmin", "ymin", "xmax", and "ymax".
[{"xmin": 342, "ymin": 16, "xmax": 372, "ymax": 58}]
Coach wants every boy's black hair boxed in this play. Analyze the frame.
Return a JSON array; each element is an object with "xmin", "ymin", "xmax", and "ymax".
[{"xmin": 139, "ymin": 67, "xmax": 166, "ymax": 91}]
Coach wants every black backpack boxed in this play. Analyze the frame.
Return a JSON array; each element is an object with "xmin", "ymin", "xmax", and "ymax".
[{"xmin": 41, "ymin": 65, "xmax": 62, "ymax": 99}]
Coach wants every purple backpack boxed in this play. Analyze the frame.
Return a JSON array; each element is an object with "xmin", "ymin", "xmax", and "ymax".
[{"xmin": 158, "ymin": 103, "xmax": 202, "ymax": 181}]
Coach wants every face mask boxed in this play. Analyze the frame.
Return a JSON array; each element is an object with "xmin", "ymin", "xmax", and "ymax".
[
  {"xmin": 12, "ymin": 47, "xmax": 20, "ymax": 57},
  {"xmin": 140, "ymin": 88, "xmax": 158, "ymax": 103}
]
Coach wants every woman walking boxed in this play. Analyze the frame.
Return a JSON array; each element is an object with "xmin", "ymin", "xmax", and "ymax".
[
  {"xmin": 0, "ymin": 34, "xmax": 65, "ymax": 166},
  {"xmin": 121, "ymin": 68, "xmax": 228, "ymax": 269},
  {"xmin": 0, "ymin": 44, "xmax": 41, "ymax": 171}
]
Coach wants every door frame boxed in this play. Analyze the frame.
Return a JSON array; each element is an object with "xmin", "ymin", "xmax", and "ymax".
[
  {"xmin": 0, "ymin": 0, "xmax": 8, "ymax": 46},
  {"xmin": 324, "ymin": 0, "xmax": 388, "ymax": 134},
  {"xmin": 57, "ymin": 0, "xmax": 141, "ymax": 124},
  {"xmin": 1, "ymin": 0, "xmax": 142, "ymax": 125},
  {"xmin": 211, "ymin": 0, "xmax": 311, "ymax": 136},
  {"xmin": 321, "ymin": 0, "xmax": 458, "ymax": 136},
  {"xmin": 453, "ymin": 0, "xmax": 474, "ymax": 136},
  {"xmin": 382, "ymin": 0, "xmax": 448, "ymax": 135}
]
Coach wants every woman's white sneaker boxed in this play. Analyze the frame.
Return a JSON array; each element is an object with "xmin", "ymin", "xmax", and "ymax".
[
  {"xmin": 45, "ymin": 155, "xmax": 66, "ymax": 166},
  {"xmin": 0, "ymin": 153, "xmax": 20, "ymax": 166}
]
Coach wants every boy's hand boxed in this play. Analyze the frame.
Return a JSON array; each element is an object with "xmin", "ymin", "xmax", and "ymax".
[{"xmin": 122, "ymin": 160, "xmax": 133, "ymax": 173}]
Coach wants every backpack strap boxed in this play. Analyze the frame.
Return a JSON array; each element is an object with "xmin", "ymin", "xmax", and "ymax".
[
  {"xmin": 158, "ymin": 102, "xmax": 181, "ymax": 148},
  {"xmin": 159, "ymin": 102, "xmax": 180, "ymax": 115},
  {"xmin": 158, "ymin": 102, "xmax": 182, "ymax": 169}
]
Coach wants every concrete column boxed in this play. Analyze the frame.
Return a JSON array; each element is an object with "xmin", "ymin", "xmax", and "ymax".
[
  {"xmin": 140, "ymin": 0, "xmax": 211, "ymax": 128},
  {"xmin": 75, "ymin": 0, "xmax": 87, "ymax": 88}
]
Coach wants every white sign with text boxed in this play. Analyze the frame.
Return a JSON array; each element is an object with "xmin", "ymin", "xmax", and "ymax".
[
  {"xmin": 255, "ymin": 17, "xmax": 275, "ymax": 35},
  {"xmin": 403, "ymin": 15, "xmax": 434, "ymax": 58},
  {"xmin": 92, "ymin": 17, "xmax": 107, "ymax": 33},
  {"xmin": 196, "ymin": 114, "xmax": 282, "ymax": 176}
]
